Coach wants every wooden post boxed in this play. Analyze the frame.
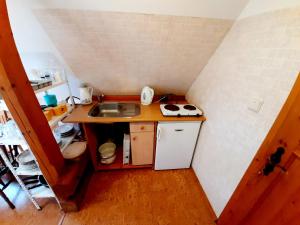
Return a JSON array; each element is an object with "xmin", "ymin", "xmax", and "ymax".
[{"xmin": 0, "ymin": 0, "xmax": 64, "ymax": 185}]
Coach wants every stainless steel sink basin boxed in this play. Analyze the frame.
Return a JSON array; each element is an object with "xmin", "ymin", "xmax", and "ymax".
[{"xmin": 88, "ymin": 102, "xmax": 141, "ymax": 118}]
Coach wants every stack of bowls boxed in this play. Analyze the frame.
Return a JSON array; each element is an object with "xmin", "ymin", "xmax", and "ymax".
[
  {"xmin": 98, "ymin": 142, "xmax": 116, "ymax": 164},
  {"xmin": 55, "ymin": 124, "xmax": 75, "ymax": 138}
]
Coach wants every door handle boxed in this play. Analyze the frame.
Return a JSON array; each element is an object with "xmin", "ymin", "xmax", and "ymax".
[
  {"xmin": 261, "ymin": 148, "xmax": 300, "ymax": 176},
  {"xmin": 281, "ymin": 150, "xmax": 300, "ymax": 172},
  {"xmin": 157, "ymin": 126, "xmax": 161, "ymax": 141},
  {"xmin": 262, "ymin": 147, "xmax": 285, "ymax": 176},
  {"xmin": 175, "ymin": 129, "xmax": 184, "ymax": 132}
]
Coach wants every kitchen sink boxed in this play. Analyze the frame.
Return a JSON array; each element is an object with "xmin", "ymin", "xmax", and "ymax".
[{"xmin": 88, "ymin": 102, "xmax": 141, "ymax": 118}]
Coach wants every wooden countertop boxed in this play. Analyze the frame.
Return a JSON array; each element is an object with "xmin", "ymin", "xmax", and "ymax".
[{"xmin": 63, "ymin": 101, "xmax": 206, "ymax": 123}]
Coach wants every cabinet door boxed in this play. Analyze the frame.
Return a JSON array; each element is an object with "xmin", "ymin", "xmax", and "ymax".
[
  {"xmin": 155, "ymin": 122, "xmax": 201, "ymax": 170},
  {"xmin": 131, "ymin": 132, "xmax": 154, "ymax": 165}
]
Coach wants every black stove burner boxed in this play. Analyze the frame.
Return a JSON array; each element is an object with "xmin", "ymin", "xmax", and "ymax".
[
  {"xmin": 164, "ymin": 104, "xmax": 180, "ymax": 111},
  {"xmin": 183, "ymin": 105, "xmax": 197, "ymax": 111}
]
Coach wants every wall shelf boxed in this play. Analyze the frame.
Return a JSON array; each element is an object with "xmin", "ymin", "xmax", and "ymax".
[
  {"xmin": 49, "ymin": 105, "xmax": 74, "ymax": 129},
  {"xmin": 34, "ymin": 81, "xmax": 67, "ymax": 94}
]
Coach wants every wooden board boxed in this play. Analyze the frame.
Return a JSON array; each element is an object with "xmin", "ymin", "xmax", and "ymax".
[
  {"xmin": 63, "ymin": 102, "xmax": 206, "ymax": 124},
  {"xmin": 62, "ymin": 169, "xmax": 216, "ymax": 225}
]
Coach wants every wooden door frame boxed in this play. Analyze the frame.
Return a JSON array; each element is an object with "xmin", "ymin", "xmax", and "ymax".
[
  {"xmin": 218, "ymin": 72, "xmax": 300, "ymax": 225},
  {"xmin": 0, "ymin": 0, "xmax": 64, "ymax": 185}
]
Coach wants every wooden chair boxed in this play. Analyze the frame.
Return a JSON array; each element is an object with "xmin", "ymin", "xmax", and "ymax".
[
  {"xmin": 0, "ymin": 110, "xmax": 24, "ymax": 157},
  {"xmin": 0, "ymin": 188, "xmax": 15, "ymax": 209},
  {"xmin": 0, "ymin": 110, "xmax": 8, "ymax": 124},
  {"xmin": 0, "ymin": 146, "xmax": 15, "ymax": 209},
  {"xmin": 0, "ymin": 111, "xmax": 20, "ymax": 209}
]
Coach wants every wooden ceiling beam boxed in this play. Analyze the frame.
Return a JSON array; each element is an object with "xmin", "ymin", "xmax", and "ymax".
[{"xmin": 0, "ymin": 0, "xmax": 64, "ymax": 185}]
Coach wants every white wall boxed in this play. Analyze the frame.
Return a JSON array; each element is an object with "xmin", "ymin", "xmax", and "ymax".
[
  {"xmin": 7, "ymin": 0, "xmax": 250, "ymax": 97},
  {"xmin": 187, "ymin": 0, "xmax": 300, "ymax": 217},
  {"xmin": 6, "ymin": 0, "xmax": 80, "ymax": 104},
  {"xmin": 239, "ymin": 0, "xmax": 300, "ymax": 18},
  {"xmin": 32, "ymin": 0, "xmax": 249, "ymax": 19},
  {"xmin": 34, "ymin": 9, "xmax": 233, "ymax": 95}
]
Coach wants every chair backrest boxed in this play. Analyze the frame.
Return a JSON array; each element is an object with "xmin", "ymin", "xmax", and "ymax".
[{"xmin": 0, "ymin": 110, "xmax": 8, "ymax": 124}]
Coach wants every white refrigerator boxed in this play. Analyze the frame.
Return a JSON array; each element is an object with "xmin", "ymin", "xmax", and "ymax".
[{"xmin": 155, "ymin": 122, "xmax": 201, "ymax": 170}]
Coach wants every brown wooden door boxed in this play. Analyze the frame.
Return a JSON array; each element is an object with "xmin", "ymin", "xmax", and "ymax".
[
  {"xmin": 218, "ymin": 73, "xmax": 300, "ymax": 225},
  {"xmin": 242, "ymin": 151, "xmax": 300, "ymax": 225}
]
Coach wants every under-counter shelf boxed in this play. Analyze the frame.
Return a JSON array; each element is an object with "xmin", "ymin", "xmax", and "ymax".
[
  {"xmin": 96, "ymin": 146, "xmax": 152, "ymax": 170},
  {"xmin": 30, "ymin": 186, "xmax": 55, "ymax": 198}
]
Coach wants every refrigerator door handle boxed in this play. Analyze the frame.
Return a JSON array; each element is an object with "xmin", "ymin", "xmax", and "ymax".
[
  {"xmin": 157, "ymin": 126, "xmax": 162, "ymax": 141},
  {"xmin": 175, "ymin": 129, "xmax": 184, "ymax": 132}
]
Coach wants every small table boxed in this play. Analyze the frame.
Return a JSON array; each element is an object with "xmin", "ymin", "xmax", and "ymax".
[
  {"xmin": 0, "ymin": 136, "xmax": 27, "ymax": 146},
  {"xmin": 0, "ymin": 100, "xmax": 8, "ymax": 111}
]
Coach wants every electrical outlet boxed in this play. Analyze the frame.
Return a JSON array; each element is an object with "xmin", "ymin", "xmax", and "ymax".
[{"xmin": 248, "ymin": 97, "xmax": 264, "ymax": 113}]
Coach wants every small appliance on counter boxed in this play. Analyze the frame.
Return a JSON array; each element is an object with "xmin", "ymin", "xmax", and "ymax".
[
  {"xmin": 79, "ymin": 84, "xmax": 93, "ymax": 105},
  {"xmin": 160, "ymin": 104, "xmax": 203, "ymax": 117},
  {"xmin": 141, "ymin": 86, "xmax": 154, "ymax": 105},
  {"xmin": 43, "ymin": 92, "xmax": 58, "ymax": 107}
]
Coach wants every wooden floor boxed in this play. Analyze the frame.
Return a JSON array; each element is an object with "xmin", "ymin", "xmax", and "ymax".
[
  {"xmin": 0, "ymin": 181, "xmax": 63, "ymax": 225},
  {"xmin": 0, "ymin": 169, "xmax": 216, "ymax": 225}
]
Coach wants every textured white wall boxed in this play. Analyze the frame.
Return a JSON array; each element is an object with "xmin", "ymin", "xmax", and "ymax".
[
  {"xmin": 33, "ymin": 9, "xmax": 233, "ymax": 95},
  {"xmin": 187, "ymin": 2, "xmax": 300, "ymax": 217},
  {"xmin": 7, "ymin": 0, "xmax": 249, "ymax": 97},
  {"xmin": 30, "ymin": 0, "xmax": 249, "ymax": 19},
  {"xmin": 239, "ymin": 0, "xmax": 300, "ymax": 18},
  {"xmin": 6, "ymin": 0, "xmax": 81, "ymax": 103}
]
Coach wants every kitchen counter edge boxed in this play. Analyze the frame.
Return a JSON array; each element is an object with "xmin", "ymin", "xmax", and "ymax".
[{"xmin": 63, "ymin": 102, "xmax": 206, "ymax": 124}]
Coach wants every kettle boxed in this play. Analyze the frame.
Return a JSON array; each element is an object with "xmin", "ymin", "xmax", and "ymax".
[
  {"xmin": 141, "ymin": 86, "xmax": 154, "ymax": 105},
  {"xmin": 79, "ymin": 85, "xmax": 93, "ymax": 105}
]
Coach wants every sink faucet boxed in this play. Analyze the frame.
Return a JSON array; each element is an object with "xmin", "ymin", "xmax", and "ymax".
[{"xmin": 97, "ymin": 93, "xmax": 105, "ymax": 103}]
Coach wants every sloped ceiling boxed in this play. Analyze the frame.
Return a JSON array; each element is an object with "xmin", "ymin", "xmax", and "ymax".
[
  {"xmin": 8, "ymin": 0, "xmax": 250, "ymax": 95},
  {"xmin": 34, "ymin": 10, "xmax": 233, "ymax": 94}
]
